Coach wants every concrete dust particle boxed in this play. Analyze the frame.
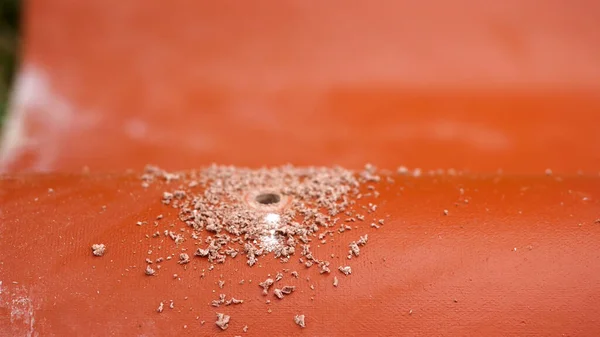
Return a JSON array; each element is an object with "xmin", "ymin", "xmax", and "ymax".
[
  {"xmin": 169, "ymin": 300, "xmax": 174, "ymax": 309},
  {"xmin": 443, "ymin": 210, "xmax": 449, "ymax": 216},
  {"xmin": 294, "ymin": 314, "xmax": 306, "ymax": 328},
  {"xmin": 275, "ymin": 272, "xmax": 283, "ymax": 282},
  {"xmin": 91, "ymin": 244, "xmax": 106, "ymax": 257},
  {"xmin": 397, "ymin": 166, "xmax": 409, "ymax": 175},
  {"xmin": 157, "ymin": 302, "xmax": 164, "ymax": 313},
  {"xmin": 259, "ymin": 278, "xmax": 274, "ymax": 295},
  {"xmin": 243, "ymin": 325, "xmax": 248, "ymax": 332},
  {"xmin": 274, "ymin": 288, "xmax": 284, "ymax": 299},
  {"xmin": 215, "ymin": 313, "xmax": 230, "ymax": 330},
  {"xmin": 291, "ymin": 271, "xmax": 299, "ymax": 278},
  {"xmin": 145, "ymin": 265, "xmax": 156, "ymax": 276},
  {"xmin": 225, "ymin": 297, "xmax": 244, "ymax": 305},
  {"xmin": 333, "ymin": 277, "xmax": 339, "ymax": 287},
  {"xmin": 218, "ymin": 280, "xmax": 225, "ymax": 289},
  {"xmin": 545, "ymin": 169, "xmax": 553, "ymax": 176},
  {"xmin": 281, "ymin": 286, "xmax": 295, "ymax": 294},
  {"xmin": 338, "ymin": 266, "xmax": 352, "ymax": 275},
  {"xmin": 349, "ymin": 242, "xmax": 360, "ymax": 257}
]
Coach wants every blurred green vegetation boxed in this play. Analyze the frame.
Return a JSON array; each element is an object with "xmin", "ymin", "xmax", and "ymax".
[{"xmin": 0, "ymin": 0, "xmax": 20, "ymax": 128}]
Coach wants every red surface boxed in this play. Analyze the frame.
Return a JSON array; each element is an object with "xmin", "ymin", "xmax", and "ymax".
[
  {"xmin": 1, "ymin": 1, "xmax": 600, "ymax": 336},
  {"xmin": 1, "ymin": 173, "xmax": 600, "ymax": 336},
  {"xmin": 1, "ymin": 1, "xmax": 599, "ymax": 173}
]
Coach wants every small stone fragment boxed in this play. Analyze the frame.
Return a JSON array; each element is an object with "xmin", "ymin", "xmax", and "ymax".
[
  {"xmin": 91, "ymin": 244, "xmax": 106, "ymax": 257},
  {"xmin": 243, "ymin": 325, "xmax": 248, "ymax": 332},
  {"xmin": 281, "ymin": 286, "xmax": 295, "ymax": 294},
  {"xmin": 259, "ymin": 278, "xmax": 274, "ymax": 295},
  {"xmin": 338, "ymin": 266, "xmax": 352, "ymax": 275},
  {"xmin": 294, "ymin": 314, "xmax": 306, "ymax": 328},
  {"xmin": 145, "ymin": 265, "xmax": 156, "ymax": 276},
  {"xmin": 333, "ymin": 276, "xmax": 339, "ymax": 287},
  {"xmin": 157, "ymin": 302, "xmax": 164, "ymax": 313},
  {"xmin": 216, "ymin": 312, "xmax": 230, "ymax": 330}
]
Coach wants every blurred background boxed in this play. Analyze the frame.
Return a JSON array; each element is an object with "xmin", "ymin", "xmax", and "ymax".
[
  {"xmin": 0, "ymin": 0, "xmax": 19, "ymax": 127},
  {"xmin": 0, "ymin": 1, "xmax": 598, "ymax": 174}
]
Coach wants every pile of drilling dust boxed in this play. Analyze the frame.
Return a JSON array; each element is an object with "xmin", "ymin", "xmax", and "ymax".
[
  {"xmin": 141, "ymin": 164, "xmax": 381, "ymax": 267},
  {"xmin": 139, "ymin": 164, "xmax": 383, "ymax": 331}
]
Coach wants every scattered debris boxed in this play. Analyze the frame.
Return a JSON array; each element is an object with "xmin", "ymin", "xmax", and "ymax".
[
  {"xmin": 218, "ymin": 280, "xmax": 225, "ymax": 289},
  {"xmin": 145, "ymin": 265, "xmax": 156, "ymax": 276},
  {"xmin": 91, "ymin": 244, "xmax": 106, "ymax": 257},
  {"xmin": 291, "ymin": 271, "xmax": 299, "ymax": 278},
  {"xmin": 294, "ymin": 314, "xmax": 306, "ymax": 328},
  {"xmin": 443, "ymin": 209, "xmax": 449, "ymax": 216},
  {"xmin": 275, "ymin": 272, "xmax": 283, "ymax": 282},
  {"xmin": 274, "ymin": 286, "xmax": 296, "ymax": 299},
  {"xmin": 225, "ymin": 297, "xmax": 244, "ymax": 306},
  {"xmin": 333, "ymin": 276, "xmax": 339, "ymax": 287},
  {"xmin": 259, "ymin": 278, "xmax": 274, "ymax": 295},
  {"xmin": 157, "ymin": 302, "xmax": 164, "ymax": 313},
  {"xmin": 243, "ymin": 325, "xmax": 248, "ymax": 332},
  {"xmin": 338, "ymin": 266, "xmax": 352, "ymax": 275},
  {"xmin": 178, "ymin": 253, "xmax": 190, "ymax": 264},
  {"xmin": 215, "ymin": 313, "xmax": 230, "ymax": 330},
  {"xmin": 545, "ymin": 168, "xmax": 553, "ymax": 176}
]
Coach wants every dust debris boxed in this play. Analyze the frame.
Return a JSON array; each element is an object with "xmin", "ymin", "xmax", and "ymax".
[
  {"xmin": 139, "ymin": 164, "xmax": 385, "ymax": 322},
  {"xmin": 294, "ymin": 314, "xmax": 306, "ymax": 328},
  {"xmin": 225, "ymin": 297, "xmax": 244, "ymax": 306},
  {"xmin": 215, "ymin": 313, "xmax": 230, "ymax": 330},
  {"xmin": 319, "ymin": 261, "xmax": 331, "ymax": 274},
  {"xmin": 333, "ymin": 276, "xmax": 339, "ymax": 287},
  {"xmin": 169, "ymin": 300, "xmax": 174, "ymax": 309},
  {"xmin": 443, "ymin": 209, "xmax": 449, "ymax": 216},
  {"xmin": 274, "ymin": 286, "xmax": 296, "ymax": 299},
  {"xmin": 243, "ymin": 325, "xmax": 248, "ymax": 332},
  {"xmin": 91, "ymin": 244, "xmax": 106, "ymax": 257},
  {"xmin": 338, "ymin": 266, "xmax": 352, "ymax": 275},
  {"xmin": 397, "ymin": 166, "xmax": 409, "ymax": 175},
  {"xmin": 348, "ymin": 242, "xmax": 360, "ymax": 258},
  {"xmin": 157, "ymin": 302, "xmax": 164, "ymax": 313},
  {"xmin": 259, "ymin": 278, "xmax": 274, "ymax": 295},
  {"xmin": 545, "ymin": 168, "xmax": 553, "ymax": 176},
  {"xmin": 145, "ymin": 265, "xmax": 156, "ymax": 276},
  {"xmin": 370, "ymin": 223, "xmax": 380, "ymax": 229},
  {"xmin": 281, "ymin": 286, "xmax": 295, "ymax": 294}
]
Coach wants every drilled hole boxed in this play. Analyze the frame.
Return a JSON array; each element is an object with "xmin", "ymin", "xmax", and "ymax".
[{"xmin": 255, "ymin": 193, "xmax": 281, "ymax": 205}]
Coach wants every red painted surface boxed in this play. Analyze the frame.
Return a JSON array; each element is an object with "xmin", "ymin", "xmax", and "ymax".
[
  {"xmin": 1, "ymin": 173, "xmax": 600, "ymax": 336},
  {"xmin": 1, "ymin": 1, "xmax": 600, "ymax": 336},
  {"xmin": 1, "ymin": 1, "xmax": 599, "ymax": 173}
]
